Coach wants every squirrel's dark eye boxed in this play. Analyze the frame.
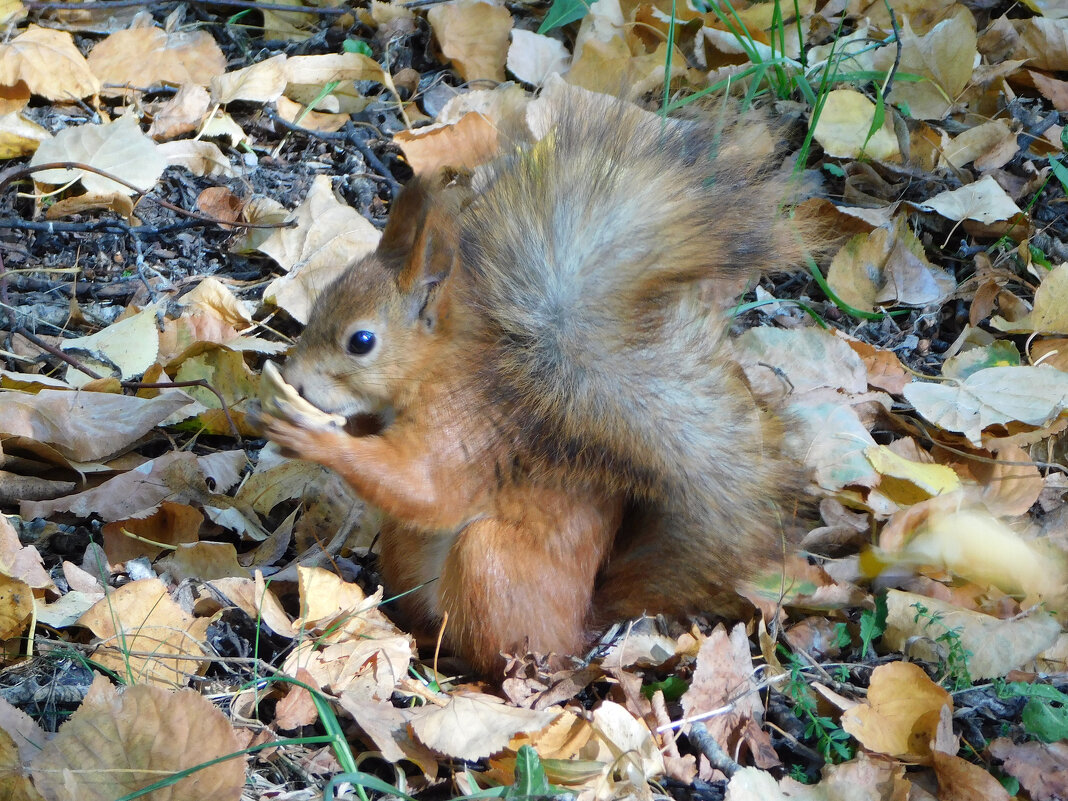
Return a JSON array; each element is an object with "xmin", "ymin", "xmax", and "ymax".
[{"xmin": 347, "ymin": 330, "xmax": 376, "ymax": 356}]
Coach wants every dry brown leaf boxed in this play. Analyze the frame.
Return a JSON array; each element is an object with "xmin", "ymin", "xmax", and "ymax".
[
  {"xmin": 148, "ymin": 83, "xmax": 212, "ymax": 140},
  {"xmin": 931, "ymin": 749, "xmax": 1011, "ymax": 801},
  {"xmin": 87, "ymin": 26, "xmax": 226, "ymax": 94},
  {"xmin": 336, "ymin": 692, "xmax": 439, "ymax": 778},
  {"xmin": 157, "ymin": 541, "xmax": 250, "ymax": 581},
  {"xmin": 0, "ymin": 515, "xmax": 53, "ymax": 591},
  {"xmin": 77, "ymin": 578, "xmax": 211, "ymax": 686},
  {"xmin": 21, "ymin": 449, "xmax": 242, "ymax": 523},
  {"xmin": 841, "ymin": 661, "xmax": 950, "ymax": 761},
  {"xmin": 276, "ymin": 95, "xmax": 348, "ymax": 132},
  {"xmin": 157, "ymin": 138, "xmax": 236, "ymax": 178},
  {"xmin": 0, "ymin": 387, "xmax": 192, "ymax": 463},
  {"xmin": 283, "ymin": 569, "xmax": 414, "ymax": 699},
  {"xmin": 992, "ymin": 262, "xmax": 1068, "ymax": 335},
  {"xmin": 29, "ymin": 676, "xmax": 243, "ymax": 801},
  {"xmin": 393, "ymin": 111, "xmax": 501, "ymax": 175},
  {"xmin": 882, "ymin": 589, "xmax": 1061, "ymax": 680},
  {"xmin": 427, "ymin": 0, "xmax": 512, "ymax": 83},
  {"xmin": 204, "ymin": 574, "xmax": 295, "ymax": 638},
  {"xmin": 274, "ymin": 667, "xmax": 320, "ymax": 730},
  {"xmin": 261, "ymin": 174, "xmax": 381, "ymax": 323},
  {"xmin": 409, "ymin": 692, "xmax": 559, "ymax": 761},
  {"xmin": 827, "ymin": 218, "xmax": 955, "ymax": 311},
  {"xmin": 681, "ymin": 623, "xmax": 779, "ymax": 770},
  {"xmin": 1031, "ymin": 70, "xmax": 1068, "ymax": 112},
  {"xmin": 0, "ymin": 25, "xmax": 100, "ymax": 100},
  {"xmin": 871, "ymin": 7, "xmax": 976, "ymax": 120},
  {"xmin": 210, "ymin": 53, "xmax": 287, "ymax": 104},
  {"xmin": 30, "ymin": 115, "xmax": 166, "ymax": 195},
  {"xmin": 989, "ymin": 737, "xmax": 1068, "ymax": 801}
]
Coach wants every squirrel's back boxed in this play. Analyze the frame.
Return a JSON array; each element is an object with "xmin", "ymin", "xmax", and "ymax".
[{"xmin": 453, "ymin": 96, "xmax": 808, "ymax": 611}]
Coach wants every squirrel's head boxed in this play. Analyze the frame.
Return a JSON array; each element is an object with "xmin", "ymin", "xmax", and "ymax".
[{"xmin": 282, "ymin": 175, "xmax": 465, "ymax": 425}]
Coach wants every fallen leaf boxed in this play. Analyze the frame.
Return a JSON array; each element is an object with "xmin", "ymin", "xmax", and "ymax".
[
  {"xmin": 921, "ymin": 175, "xmax": 1023, "ymax": 224},
  {"xmin": 29, "ymin": 676, "xmax": 243, "ymax": 800},
  {"xmin": 409, "ymin": 692, "xmax": 559, "ymax": 761},
  {"xmin": 811, "ymin": 88, "xmax": 900, "ymax": 160},
  {"xmin": 841, "ymin": 661, "xmax": 950, "ymax": 761},
  {"xmin": 30, "ymin": 115, "xmax": 166, "ymax": 195},
  {"xmin": 883, "ymin": 589, "xmax": 1061, "ymax": 680},
  {"xmin": 0, "ymin": 25, "xmax": 100, "ymax": 100},
  {"xmin": 904, "ymin": 365, "xmax": 1068, "ymax": 446},
  {"xmin": 78, "ymin": 578, "xmax": 212, "ymax": 686},
  {"xmin": 427, "ymin": 0, "xmax": 512, "ymax": 83},
  {"xmin": 261, "ymin": 175, "xmax": 381, "ymax": 323},
  {"xmin": 87, "ymin": 26, "xmax": 226, "ymax": 94},
  {"xmin": 989, "ymin": 737, "xmax": 1068, "ymax": 801}
]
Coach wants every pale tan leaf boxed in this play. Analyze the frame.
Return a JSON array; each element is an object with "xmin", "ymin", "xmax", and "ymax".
[
  {"xmin": 0, "ymin": 388, "xmax": 192, "ymax": 462},
  {"xmin": 29, "ymin": 677, "xmax": 243, "ymax": 801},
  {"xmin": 409, "ymin": 692, "xmax": 559, "ymax": 760},
  {"xmin": 0, "ymin": 25, "xmax": 100, "ymax": 100},
  {"xmin": 261, "ymin": 175, "xmax": 381, "ymax": 323},
  {"xmin": 841, "ymin": 661, "xmax": 950, "ymax": 761},
  {"xmin": 148, "ymin": 83, "xmax": 212, "ymax": 141},
  {"xmin": 810, "ymin": 89, "xmax": 899, "ymax": 160},
  {"xmin": 507, "ymin": 29, "xmax": 569, "ymax": 87},
  {"xmin": 903, "ymin": 365, "xmax": 1068, "ymax": 445},
  {"xmin": 77, "ymin": 579, "xmax": 211, "ymax": 686},
  {"xmin": 157, "ymin": 138, "xmax": 236, "ymax": 178},
  {"xmin": 30, "ymin": 115, "xmax": 166, "ymax": 195},
  {"xmin": 870, "ymin": 7, "xmax": 977, "ymax": 120},
  {"xmin": 210, "ymin": 53, "xmax": 286, "ymax": 104},
  {"xmin": 59, "ymin": 302, "xmax": 161, "ymax": 385},
  {"xmin": 921, "ymin": 175, "xmax": 1023, "ymax": 224},
  {"xmin": 0, "ymin": 515, "xmax": 53, "ymax": 591},
  {"xmin": 87, "ymin": 26, "xmax": 226, "ymax": 94},
  {"xmin": 681, "ymin": 624, "xmax": 779, "ymax": 769},
  {"xmin": 427, "ymin": 0, "xmax": 512, "ymax": 83},
  {"xmin": 883, "ymin": 590, "xmax": 1061, "ymax": 680}
]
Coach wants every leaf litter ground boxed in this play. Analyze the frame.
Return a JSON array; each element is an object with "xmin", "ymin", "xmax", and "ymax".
[{"xmin": 1, "ymin": 1, "xmax": 1068, "ymax": 800}]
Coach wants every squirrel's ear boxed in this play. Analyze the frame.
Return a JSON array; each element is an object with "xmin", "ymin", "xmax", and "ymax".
[{"xmin": 403, "ymin": 221, "xmax": 457, "ymax": 330}]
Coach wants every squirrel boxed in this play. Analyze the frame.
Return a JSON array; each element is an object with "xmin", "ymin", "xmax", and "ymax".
[{"xmin": 259, "ymin": 91, "xmax": 812, "ymax": 675}]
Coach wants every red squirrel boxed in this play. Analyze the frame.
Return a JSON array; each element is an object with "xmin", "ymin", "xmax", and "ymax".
[{"xmin": 259, "ymin": 92, "xmax": 811, "ymax": 675}]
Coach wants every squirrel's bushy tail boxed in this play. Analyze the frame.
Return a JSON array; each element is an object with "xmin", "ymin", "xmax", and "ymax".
[{"xmin": 460, "ymin": 95, "xmax": 808, "ymax": 606}]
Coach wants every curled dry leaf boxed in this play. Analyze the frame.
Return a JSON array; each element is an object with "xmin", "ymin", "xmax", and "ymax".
[
  {"xmin": 408, "ymin": 692, "xmax": 560, "ymax": 761},
  {"xmin": 77, "ymin": 578, "xmax": 212, "ymax": 687},
  {"xmin": 29, "ymin": 676, "xmax": 244, "ymax": 801},
  {"xmin": 260, "ymin": 175, "xmax": 382, "ymax": 323},
  {"xmin": 0, "ymin": 25, "xmax": 100, "ymax": 100},
  {"xmin": 883, "ymin": 589, "xmax": 1061, "ymax": 680},
  {"xmin": 0, "ymin": 388, "xmax": 193, "ymax": 464},
  {"xmin": 427, "ymin": 0, "xmax": 512, "ymax": 83},
  {"xmin": 841, "ymin": 661, "xmax": 951, "ymax": 761}
]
